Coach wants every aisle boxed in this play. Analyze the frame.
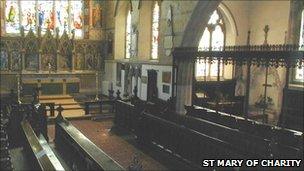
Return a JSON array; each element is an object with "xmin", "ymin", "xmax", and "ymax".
[{"xmin": 48, "ymin": 119, "xmax": 193, "ymax": 170}]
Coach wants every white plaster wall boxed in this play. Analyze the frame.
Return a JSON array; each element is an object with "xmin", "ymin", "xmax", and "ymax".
[
  {"xmin": 222, "ymin": 0, "xmax": 250, "ymax": 45},
  {"xmin": 140, "ymin": 64, "xmax": 172, "ymax": 101},
  {"xmin": 102, "ymin": 60, "xmax": 124, "ymax": 97},
  {"xmin": 248, "ymin": 1, "xmax": 290, "ymax": 45},
  {"xmin": 247, "ymin": 1, "xmax": 290, "ymax": 123}
]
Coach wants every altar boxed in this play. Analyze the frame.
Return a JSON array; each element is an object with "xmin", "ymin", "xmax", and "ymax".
[{"xmin": 22, "ymin": 77, "xmax": 80, "ymax": 96}]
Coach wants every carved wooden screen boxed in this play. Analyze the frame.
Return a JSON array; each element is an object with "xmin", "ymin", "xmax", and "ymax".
[
  {"xmin": 0, "ymin": 42, "xmax": 9, "ymax": 71},
  {"xmin": 85, "ymin": 43, "xmax": 99, "ymax": 70},
  {"xmin": 24, "ymin": 29, "xmax": 39, "ymax": 71},
  {"xmin": 74, "ymin": 42, "xmax": 85, "ymax": 70},
  {"xmin": 58, "ymin": 31, "xmax": 73, "ymax": 71},
  {"xmin": 40, "ymin": 29, "xmax": 57, "ymax": 71},
  {"xmin": 8, "ymin": 39, "xmax": 22, "ymax": 71}
]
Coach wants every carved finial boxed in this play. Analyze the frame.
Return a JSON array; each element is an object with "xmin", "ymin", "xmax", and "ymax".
[
  {"xmin": 20, "ymin": 26, "xmax": 25, "ymax": 37},
  {"xmin": 247, "ymin": 30, "xmax": 251, "ymax": 46},
  {"xmin": 56, "ymin": 104, "xmax": 64, "ymax": 121},
  {"xmin": 263, "ymin": 25, "xmax": 269, "ymax": 45},
  {"xmin": 116, "ymin": 90, "xmax": 121, "ymax": 100}
]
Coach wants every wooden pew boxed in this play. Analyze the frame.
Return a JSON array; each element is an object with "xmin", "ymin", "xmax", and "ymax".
[
  {"xmin": 144, "ymin": 107, "xmax": 300, "ymax": 160},
  {"xmin": 189, "ymin": 106, "xmax": 303, "ymax": 149},
  {"xmin": 114, "ymin": 99, "xmax": 303, "ymax": 166},
  {"xmin": 21, "ymin": 120, "xmax": 64, "ymax": 171},
  {"xmin": 148, "ymin": 106, "xmax": 271, "ymax": 158},
  {"xmin": 1, "ymin": 111, "xmax": 12, "ymax": 170},
  {"xmin": 114, "ymin": 100, "xmax": 137, "ymax": 133},
  {"xmin": 115, "ymin": 101, "xmax": 269, "ymax": 159},
  {"xmin": 114, "ymin": 100, "xmax": 146, "ymax": 134},
  {"xmin": 184, "ymin": 115, "xmax": 272, "ymax": 159},
  {"xmin": 186, "ymin": 106, "xmax": 303, "ymax": 158},
  {"xmin": 55, "ymin": 116, "xmax": 124, "ymax": 171},
  {"xmin": 138, "ymin": 111, "xmax": 243, "ymax": 167}
]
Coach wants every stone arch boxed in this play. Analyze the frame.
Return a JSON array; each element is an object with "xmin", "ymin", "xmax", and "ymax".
[
  {"xmin": 181, "ymin": 1, "xmax": 239, "ymax": 47},
  {"xmin": 218, "ymin": 2, "xmax": 238, "ymax": 45},
  {"xmin": 181, "ymin": 0, "xmax": 221, "ymax": 47},
  {"xmin": 113, "ymin": 1, "xmax": 130, "ymax": 59}
]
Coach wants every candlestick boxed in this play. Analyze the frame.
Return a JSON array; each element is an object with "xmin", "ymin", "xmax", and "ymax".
[{"xmin": 95, "ymin": 72, "xmax": 99, "ymax": 101}]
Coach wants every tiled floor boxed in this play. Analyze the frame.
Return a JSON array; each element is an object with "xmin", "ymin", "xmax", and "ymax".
[{"xmin": 48, "ymin": 119, "xmax": 171, "ymax": 170}]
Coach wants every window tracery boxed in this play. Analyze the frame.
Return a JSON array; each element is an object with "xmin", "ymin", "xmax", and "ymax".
[
  {"xmin": 196, "ymin": 10, "xmax": 225, "ymax": 79},
  {"xmin": 294, "ymin": 10, "xmax": 304, "ymax": 82},
  {"xmin": 151, "ymin": 1, "xmax": 160, "ymax": 60},
  {"xmin": 125, "ymin": 10, "xmax": 132, "ymax": 59}
]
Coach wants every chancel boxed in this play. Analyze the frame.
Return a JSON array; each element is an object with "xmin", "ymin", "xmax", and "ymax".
[{"xmin": 0, "ymin": 0, "xmax": 303, "ymax": 170}]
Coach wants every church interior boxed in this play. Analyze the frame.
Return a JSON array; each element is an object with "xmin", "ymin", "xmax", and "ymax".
[{"xmin": 0, "ymin": 0, "xmax": 303, "ymax": 170}]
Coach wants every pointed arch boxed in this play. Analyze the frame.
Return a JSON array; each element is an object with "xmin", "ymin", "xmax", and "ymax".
[
  {"xmin": 218, "ymin": 2, "xmax": 238, "ymax": 37},
  {"xmin": 181, "ymin": 0, "xmax": 221, "ymax": 47}
]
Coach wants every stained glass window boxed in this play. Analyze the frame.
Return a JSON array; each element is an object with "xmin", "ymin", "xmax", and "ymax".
[
  {"xmin": 5, "ymin": 0, "xmax": 84, "ymax": 38},
  {"xmin": 196, "ymin": 10, "xmax": 225, "ymax": 79},
  {"xmin": 151, "ymin": 1, "xmax": 160, "ymax": 60},
  {"xmin": 55, "ymin": 0, "xmax": 69, "ymax": 35},
  {"xmin": 70, "ymin": 0, "xmax": 83, "ymax": 38},
  {"xmin": 38, "ymin": 0, "xmax": 55, "ymax": 33},
  {"xmin": 125, "ymin": 10, "xmax": 132, "ymax": 59},
  {"xmin": 20, "ymin": 1, "xmax": 36, "ymax": 33},
  {"xmin": 5, "ymin": 0, "xmax": 20, "ymax": 34},
  {"xmin": 295, "ymin": 10, "xmax": 304, "ymax": 82}
]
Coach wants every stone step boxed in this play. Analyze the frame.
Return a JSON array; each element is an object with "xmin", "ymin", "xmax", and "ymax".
[
  {"xmin": 39, "ymin": 99, "xmax": 77, "ymax": 104},
  {"xmin": 40, "ymin": 95, "xmax": 85, "ymax": 118},
  {"xmin": 47, "ymin": 109, "xmax": 85, "ymax": 118},
  {"xmin": 39, "ymin": 95, "xmax": 74, "ymax": 100}
]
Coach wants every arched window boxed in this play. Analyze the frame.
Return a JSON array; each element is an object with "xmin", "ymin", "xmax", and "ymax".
[
  {"xmin": 196, "ymin": 10, "xmax": 225, "ymax": 79},
  {"xmin": 294, "ymin": 10, "xmax": 304, "ymax": 82},
  {"xmin": 151, "ymin": 1, "xmax": 160, "ymax": 60},
  {"xmin": 5, "ymin": 0, "xmax": 83, "ymax": 38},
  {"xmin": 125, "ymin": 10, "xmax": 132, "ymax": 59}
]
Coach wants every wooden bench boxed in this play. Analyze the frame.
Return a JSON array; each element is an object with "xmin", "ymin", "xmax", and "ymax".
[
  {"xmin": 189, "ymin": 106, "xmax": 303, "ymax": 149},
  {"xmin": 55, "ymin": 116, "xmax": 124, "ymax": 171},
  {"xmin": 138, "ymin": 111, "xmax": 243, "ymax": 167},
  {"xmin": 114, "ymin": 100, "xmax": 145, "ymax": 134},
  {"xmin": 21, "ymin": 120, "xmax": 64, "ymax": 171},
  {"xmin": 114, "ymin": 100, "xmax": 303, "ymax": 166}
]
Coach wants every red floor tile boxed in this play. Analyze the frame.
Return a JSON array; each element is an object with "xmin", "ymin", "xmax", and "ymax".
[{"xmin": 48, "ymin": 119, "xmax": 167, "ymax": 170}]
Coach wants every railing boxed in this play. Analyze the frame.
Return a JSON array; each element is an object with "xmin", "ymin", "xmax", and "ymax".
[
  {"xmin": 55, "ymin": 115, "xmax": 124, "ymax": 170},
  {"xmin": 21, "ymin": 120, "xmax": 64, "ymax": 171},
  {"xmin": 84, "ymin": 100, "xmax": 115, "ymax": 115},
  {"xmin": 43, "ymin": 103, "xmax": 55, "ymax": 117},
  {"xmin": 42, "ymin": 99, "xmax": 115, "ymax": 117}
]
